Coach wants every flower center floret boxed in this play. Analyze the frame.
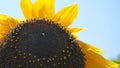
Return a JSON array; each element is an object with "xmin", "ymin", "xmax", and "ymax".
[{"xmin": 13, "ymin": 19, "xmax": 73, "ymax": 58}]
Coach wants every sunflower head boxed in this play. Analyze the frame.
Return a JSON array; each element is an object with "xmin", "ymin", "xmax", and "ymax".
[
  {"xmin": 0, "ymin": 0, "xmax": 119, "ymax": 68},
  {"xmin": 0, "ymin": 19, "xmax": 85, "ymax": 68}
]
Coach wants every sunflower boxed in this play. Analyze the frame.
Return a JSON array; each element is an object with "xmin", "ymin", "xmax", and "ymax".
[{"xmin": 0, "ymin": 0, "xmax": 119, "ymax": 68}]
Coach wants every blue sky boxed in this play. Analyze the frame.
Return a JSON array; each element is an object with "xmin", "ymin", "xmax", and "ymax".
[{"xmin": 0, "ymin": 0, "xmax": 120, "ymax": 59}]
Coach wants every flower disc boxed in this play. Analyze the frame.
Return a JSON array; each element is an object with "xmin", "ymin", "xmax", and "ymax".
[{"xmin": 0, "ymin": 19, "xmax": 85, "ymax": 68}]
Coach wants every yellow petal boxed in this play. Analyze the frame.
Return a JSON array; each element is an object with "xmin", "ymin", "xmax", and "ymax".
[
  {"xmin": 0, "ymin": 34, "xmax": 3, "ymax": 41},
  {"xmin": 0, "ymin": 14, "xmax": 11, "ymax": 25},
  {"xmin": 0, "ymin": 26, "xmax": 10, "ymax": 37},
  {"xmin": 85, "ymin": 51, "xmax": 119, "ymax": 68},
  {"xmin": 68, "ymin": 27, "xmax": 86, "ymax": 33},
  {"xmin": 21, "ymin": 0, "xmax": 32, "ymax": 19},
  {"xmin": 53, "ymin": 4, "xmax": 78, "ymax": 27},
  {"xmin": 67, "ymin": 28, "xmax": 81, "ymax": 38},
  {"xmin": 72, "ymin": 32, "xmax": 78, "ymax": 38},
  {"xmin": 32, "ymin": 0, "xmax": 55, "ymax": 18},
  {"xmin": 0, "ymin": 14, "xmax": 19, "ymax": 28},
  {"xmin": 0, "ymin": 14, "xmax": 19, "ymax": 41},
  {"xmin": 0, "ymin": 26, "xmax": 10, "ymax": 41},
  {"xmin": 43, "ymin": 0, "xmax": 55, "ymax": 18},
  {"xmin": 67, "ymin": 28, "xmax": 87, "ymax": 38},
  {"xmin": 38, "ymin": 4, "xmax": 48, "ymax": 18},
  {"xmin": 77, "ymin": 40, "xmax": 119, "ymax": 68},
  {"xmin": 77, "ymin": 40, "xmax": 104, "ymax": 55},
  {"xmin": 32, "ymin": 0, "xmax": 45, "ymax": 18},
  {"xmin": 14, "ymin": 18, "xmax": 25, "ymax": 22},
  {"xmin": 0, "ymin": 26, "xmax": 9, "ymax": 32}
]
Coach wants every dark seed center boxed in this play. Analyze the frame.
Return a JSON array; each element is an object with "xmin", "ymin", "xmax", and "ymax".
[
  {"xmin": 11, "ymin": 19, "xmax": 71, "ymax": 58},
  {"xmin": 0, "ymin": 19, "xmax": 85, "ymax": 68}
]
